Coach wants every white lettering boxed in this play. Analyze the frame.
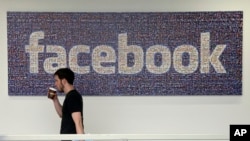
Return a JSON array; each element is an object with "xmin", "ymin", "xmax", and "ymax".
[
  {"xmin": 146, "ymin": 45, "xmax": 171, "ymax": 74},
  {"xmin": 25, "ymin": 31, "xmax": 227, "ymax": 74},
  {"xmin": 173, "ymin": 45, "xmax": 199, "ymax": 74},
  {"xmin": 25, "ymin": 31, "xmax": 44, "ymax": 73},
  {"xmin": 200, "ymin": 32, "xmax": 226, "ymax": 73},
  {"xmin": 92, "ymin": 45, "xmax": 116, "ymax": 74},
  {"xmin": 69, "ymin": 45, "xmax": 90, "ymax": 74},
  {"xmin": 118, "ymin": 33, "xmax": 144, "ymax": 74},
  {"xmin": 234, "ymin": 129, "xmax": 247, "ymax": 136},
  {"xmin": 43, "ymin": 45, "xmax": 67, "ymax": 73}
]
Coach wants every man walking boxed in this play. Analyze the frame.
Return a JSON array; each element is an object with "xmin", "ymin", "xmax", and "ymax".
[{"xmin": 49, "ymin": 68, "xmax": 84, "ymax": 135}]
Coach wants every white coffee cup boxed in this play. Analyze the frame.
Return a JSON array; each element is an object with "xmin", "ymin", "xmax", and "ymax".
[{"xmin": 48, "ymin": 87, "xmax": 57, "ymax": 99}]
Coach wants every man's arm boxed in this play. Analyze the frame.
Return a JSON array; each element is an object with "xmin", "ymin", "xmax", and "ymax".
[
  {"xmin": 72, "ymin": 112, "xmax": 85, "ymax": 134},
  {"xmin": 52, "ymin": 96, "xmax": 62, "ymax": 118}
]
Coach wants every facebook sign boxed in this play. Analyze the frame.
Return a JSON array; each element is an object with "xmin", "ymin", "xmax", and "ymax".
[{"xmin": 7, "ymin": 12, "xmax": 242, "ymax": 96}]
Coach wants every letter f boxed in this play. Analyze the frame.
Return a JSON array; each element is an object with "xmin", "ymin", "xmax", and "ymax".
[{"xmin": 25, "ymin": 31, "xmax": 45, "ymax": 73}]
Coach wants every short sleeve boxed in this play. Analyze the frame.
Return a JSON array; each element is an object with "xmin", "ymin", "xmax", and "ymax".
[{"xmin": 67, "ymin": 92, "xmax": 83, "ymax": 114}]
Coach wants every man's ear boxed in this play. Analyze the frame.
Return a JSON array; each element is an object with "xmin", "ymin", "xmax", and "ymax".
[{"xmin": 61, "ymin": 78, "xmax": 67, "ymax": 85}]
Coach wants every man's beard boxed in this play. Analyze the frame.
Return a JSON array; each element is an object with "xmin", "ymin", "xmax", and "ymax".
[{"xmin": 58, "ymin": 83, "xmax": 64, "ymax": 93}]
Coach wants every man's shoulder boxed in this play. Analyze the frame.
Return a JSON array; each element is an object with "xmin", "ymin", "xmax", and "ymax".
[{"xmin": 68, "ymin": 89, "xmax": 82, "ymax": 97}]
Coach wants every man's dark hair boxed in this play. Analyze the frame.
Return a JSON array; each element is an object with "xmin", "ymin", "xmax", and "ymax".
[{"xmin": 54, "ymin": 68, "xmax": 75, "ymax": 85}]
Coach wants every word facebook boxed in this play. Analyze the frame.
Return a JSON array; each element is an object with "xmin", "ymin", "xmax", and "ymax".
[{"xmin": 25, "ymin": 31, "xmax": 226, "ymax": 74}]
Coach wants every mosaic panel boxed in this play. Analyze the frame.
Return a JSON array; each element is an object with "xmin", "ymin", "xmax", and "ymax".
[{"xmin": 7, "ymin": 12, "xmax": 242, "ymax": 96}]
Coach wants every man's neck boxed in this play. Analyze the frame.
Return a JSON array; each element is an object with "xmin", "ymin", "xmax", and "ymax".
[{"xmin": 64, "ymin": 85, "xmax": 75, "ymax": 94}]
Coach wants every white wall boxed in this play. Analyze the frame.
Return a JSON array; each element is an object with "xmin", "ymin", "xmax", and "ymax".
[{"xmin": 0, "ymin": 0, "xmax": 249, "ymax": 137}]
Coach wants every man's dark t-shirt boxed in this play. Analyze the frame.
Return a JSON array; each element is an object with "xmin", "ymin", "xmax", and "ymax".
[{"xmin": 60, "ymin": 89, "xmax": 83, "ymax": 134}]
